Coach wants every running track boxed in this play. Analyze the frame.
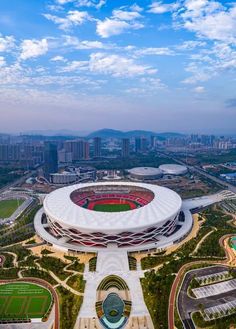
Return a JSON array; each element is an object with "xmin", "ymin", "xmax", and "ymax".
[{"xmin": 0, "ymin": 277, "xmax": 59, "ymax": 329}]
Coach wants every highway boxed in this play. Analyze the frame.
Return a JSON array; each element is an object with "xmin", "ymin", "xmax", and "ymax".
[
  {"xmin": 159, "ymin": 150, "xmax": 236, "ymax": 194},
  {"xmin": 190, "ymin": 166, "xmax": 236, "ymax": 194},
  {"xmin": 0, "ymin": 170, "xmax": 35, "ymax": 195}
]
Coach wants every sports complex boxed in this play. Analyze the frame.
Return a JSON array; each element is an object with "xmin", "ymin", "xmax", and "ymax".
[{"xmin": 35, "ymin": 182, "xmax": 194, "ymax": 252}]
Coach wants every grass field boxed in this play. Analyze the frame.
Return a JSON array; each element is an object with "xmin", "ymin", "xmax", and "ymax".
[
  {"xmin": 0, "ymin": 199, "xmax": 24, "ymax": 218},
  {"xmin": 0, "ymin": 282, "xmax": 52, "ymax": 320},
  {"xmin": 93, "ymin": 203, "xmax": 131, "ymax": 212}
]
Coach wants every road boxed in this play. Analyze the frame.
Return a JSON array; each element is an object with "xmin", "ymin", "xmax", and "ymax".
[
  {"xmin": 0, "ymin": 170, "xmax": 35, "ymax": 194},
  {"xmin": 158, "ymin": 151, "xmax": 236, "ymax": 194},
  {"xmin": 190, "ymin": 166, "xmax": 236, "ymax": 194}
]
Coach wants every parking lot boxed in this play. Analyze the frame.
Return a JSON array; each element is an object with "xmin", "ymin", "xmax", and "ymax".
[
  {"xmin": 192, "ymin": 278, "xmax": 236, "ymax": 298},
  {"xmin": 177, "ymin": 265, "xmax": 236, "ymax": 329}
]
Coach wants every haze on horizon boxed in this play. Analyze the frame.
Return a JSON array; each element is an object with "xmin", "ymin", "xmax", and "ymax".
[{"xmin": 0, "ymin": 0, "xmax": 235, "ymax": 135}]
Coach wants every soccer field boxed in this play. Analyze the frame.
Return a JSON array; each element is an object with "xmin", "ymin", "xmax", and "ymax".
[
  {"xmin": 93, "ymin": 203, "xmax": 131, "ymax": 212},
  {"xmin": 0, "ymin": 199, "xmax": 24, "ymax": 218},
  {"xmin": 0, "ymin": 282, "xmax": 52, "ymax": 320}
]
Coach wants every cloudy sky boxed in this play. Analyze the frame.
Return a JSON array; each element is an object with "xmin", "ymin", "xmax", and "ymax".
[{"xmin": 0, "ymin": 0, "xmax": 235, "ymax": 134}]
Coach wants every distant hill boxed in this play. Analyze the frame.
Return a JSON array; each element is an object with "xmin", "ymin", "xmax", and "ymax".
[
  {"xmin": 22, "ymin": 129, "xmax": 89, "ymax": 136},
  {"xmin": 18, "ymin": 128, "xmax": 185, "ymax": 140},
  {"xmin": 87, "ymin": 129, "xmax": 185, "ymax": 139}
]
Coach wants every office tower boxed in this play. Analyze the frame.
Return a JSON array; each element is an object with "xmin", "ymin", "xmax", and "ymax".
[
  {"xmin": 150, "ymin": 135, "xmax": 156, "ymax": 149},
  {"xmin": 140, "ymin": 137, "xmax": 148, "ymax": 153},
  {"xmin": 93, "ymin": 137, "xmax": 101, "ymax": 157},
  {"xmin": 122, "ymin": 138, "xmax": 130, "ymax": 157},
  {"xmin": 64, "ymin": 140, "xmax": 89, "ymax": 161},
  {"xmin": 135, "ymin": 137, "xmax": 141, "ymax": 153},
  {"xmin": 44, "ymin": 142, "xmax": 58, "ymax": 180}
]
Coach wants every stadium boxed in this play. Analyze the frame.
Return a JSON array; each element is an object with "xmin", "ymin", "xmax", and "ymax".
[
  {"xmin": 159, "ymin": 164, "xmax": 188, "ymax": 175},
  {"xmin": 128, "ymin": 167, "xmax": 163, "ymax": 180},
  {"xmin": 35, "ymin": 182, "xmax": 193, "ymax": 252}
]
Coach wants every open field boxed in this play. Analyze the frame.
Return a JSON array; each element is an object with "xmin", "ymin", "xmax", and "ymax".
[
  {"xmin": 0, "ymin": 199, "xmax": 24, "ymax": 218},
  {"xmin": 0, "ymin": 282, "xmax": 52, "ymax": 320},
  {"xmin": 93, "ymin": 203, "xmax": 131, "ymax": 212}
]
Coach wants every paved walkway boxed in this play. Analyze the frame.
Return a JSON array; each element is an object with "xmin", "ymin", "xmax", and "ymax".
[{"xmin": 75, "ymin": 249, "xmax": 154, "ymax": 329}]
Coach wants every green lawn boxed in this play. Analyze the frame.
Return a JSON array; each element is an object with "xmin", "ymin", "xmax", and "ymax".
[
  {"xmin": 93, "ymin": 203, "xmax": 131, "ymax": 212},
  {"xmin": 0, "ymin": 282, "xmax": 52, "ymax": 320},
  {"xmin": 0, "ymin": 199, "xmax": 24, "ymax": 218}
]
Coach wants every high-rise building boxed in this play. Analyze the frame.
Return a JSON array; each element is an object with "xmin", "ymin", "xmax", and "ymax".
[
  {"xmin": 44, "ymin": 142, "xmax": 58, "ymax": 180},
  {"xmin": 135, "ymin": 137, "xmax": 148, "ymax": 153},
  {"xmin": 150, "ymin": 136, "xmax": 156, "ymax": 149},
  {"xmin": 93, "ymin": 137, "xmax": 101, "ymax": 157},
  {"xmin": 122, "ymin": 138, "xmax": 130, "ymax": 157},
  {"xmin": 84, "ymin": 141, "xmax": 90, "ymax": 160},
  {"xmin": 140, "ymin": 137, "xmax": 148, "ymax": 153},
  {"xmin": 0, "ymin": 144, "xmax": 9, "ymax": 161},
  {"xmin": 135, "ymin": 137, "xmax": 141, "ymax": 153},
  {"xmin": 64, "ymin": 140, "xmax": 89, "ymax": 161}
]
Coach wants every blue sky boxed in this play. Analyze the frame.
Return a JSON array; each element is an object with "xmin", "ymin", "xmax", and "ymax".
[{"xmin": 0, "ymin": 0, "xmax": 235, "ymax": 134}]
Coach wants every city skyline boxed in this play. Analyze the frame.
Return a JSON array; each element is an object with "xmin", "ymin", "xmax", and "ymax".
[{"xmin": 0, "ymin": 0, "xmax": 235, "ymax": 134}]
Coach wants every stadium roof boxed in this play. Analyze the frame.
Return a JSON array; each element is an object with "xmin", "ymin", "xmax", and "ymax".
[
  {"xmin": 128, "ymin": 167, "xmax": 163, "ymax": 177},
  {"xmin": 159, "ymin": 164, "xmax": 188, "ymax": 175},
  {"xmin": 44, "ymin": 182, "xmax": 182, "ymax": 232}
]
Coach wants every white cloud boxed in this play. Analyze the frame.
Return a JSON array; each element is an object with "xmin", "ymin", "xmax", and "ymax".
[
  {"xmin": 75, "ymin": 0, "xmax": 106, "ymax": 9},
  {"xmin": 0, "ymin": 35, "xmax": 15, "ymax": 52},
  {"xmin": 182, "ymin": 62, "xmax": 215, "ymax": 84},
  {"xmin": 130, "ymin": 4, "xmax": 143, "ymax": 12},
  {"xmin": 56, "ymin": 0, "xmax": 72, "ymax": 4},
  {"xmin": 51, "ymin": 55, "xmax": 67, "ymax": 62},
  {"xmin": 112, "ymin": 9, "xmax": 142, "ymax": 21},
  {"xmin": 193, "ymin": 86, "xmax": 205, "ymax": 93},
  {"xmin": 60, "ymin": 52, "xmax": 157, "ymax": 77},
  {"xmin": 97, "ymin": 19, "xmax": 131, "ymax": 38},
  {"xmin": 176, "ymin": 40, "xmax": 207, "ymax": 50},
  {"xmin": 148, "ymin": 1, "xmax": 179, "ymax": 14},
  {"xmin": 20, "ymin": 39, "xmax": 48, "ymax": 60},
  {"xmin": 135, "ymin": 47, "xmax": 175, "ymax": 56},
  {"xmin": 44, "ymin": 10, "xmax": 90, "ymax": 30},
  {"xmin": 63, "ymin": 35, "xmax": 108, "ymax": 49},
  {"xmin": 0, "ymin": 56, "xmax": 6, "ymax": 66},
  {"xmin": 96, "ymin": 6, "xmax": 144, "ymax": 38},
  {"xmin": 126, "ymin": 77, "xmax": 166, "ymax": 95},
  {"xmin": 179, "ymin": 1, "xmax": 236, "ymax": 44},
  {"xmin": 60, "ymin": 60, "xmax": 88, "ymax": 72},
  {"xmin": 55, "ymin": 0, "xmax": 106, "ymax": 9},
  {"xmin": 89, "ymin": 52, "xmax": 157, "ymax": 77},
  {"xmin": 96, "ymin": 18, "xmax": 143, "ymax": 38}
]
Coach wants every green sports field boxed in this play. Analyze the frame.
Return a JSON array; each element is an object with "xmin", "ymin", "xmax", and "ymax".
[
  {"xmin": 93, "ymin": 203, "xmax": 131, "ymax": 212},
  {"xmin": 0, "ymin": 199, "xmax": 24, "ymax": 218},
  {"xmin": 0, "ymin": 282, "xmax": 52, "ymax": 320}
]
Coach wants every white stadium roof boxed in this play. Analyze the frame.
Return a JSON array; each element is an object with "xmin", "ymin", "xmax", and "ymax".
[
  {"xmin": 128, "ymin": 167, "xmax": 163, "ymax": 177},
  {"xmin": 43, "ymin": 182, "xmax": 182, "ymax": 233},
  {"xmin": 159, "ymin": 164, "xmax": 188, "ymax": 175}
]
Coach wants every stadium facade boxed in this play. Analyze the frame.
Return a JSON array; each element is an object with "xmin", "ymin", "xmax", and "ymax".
[{"xmin": 35, "ymin": 182, "xmax": 195, "ymax": 252}]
